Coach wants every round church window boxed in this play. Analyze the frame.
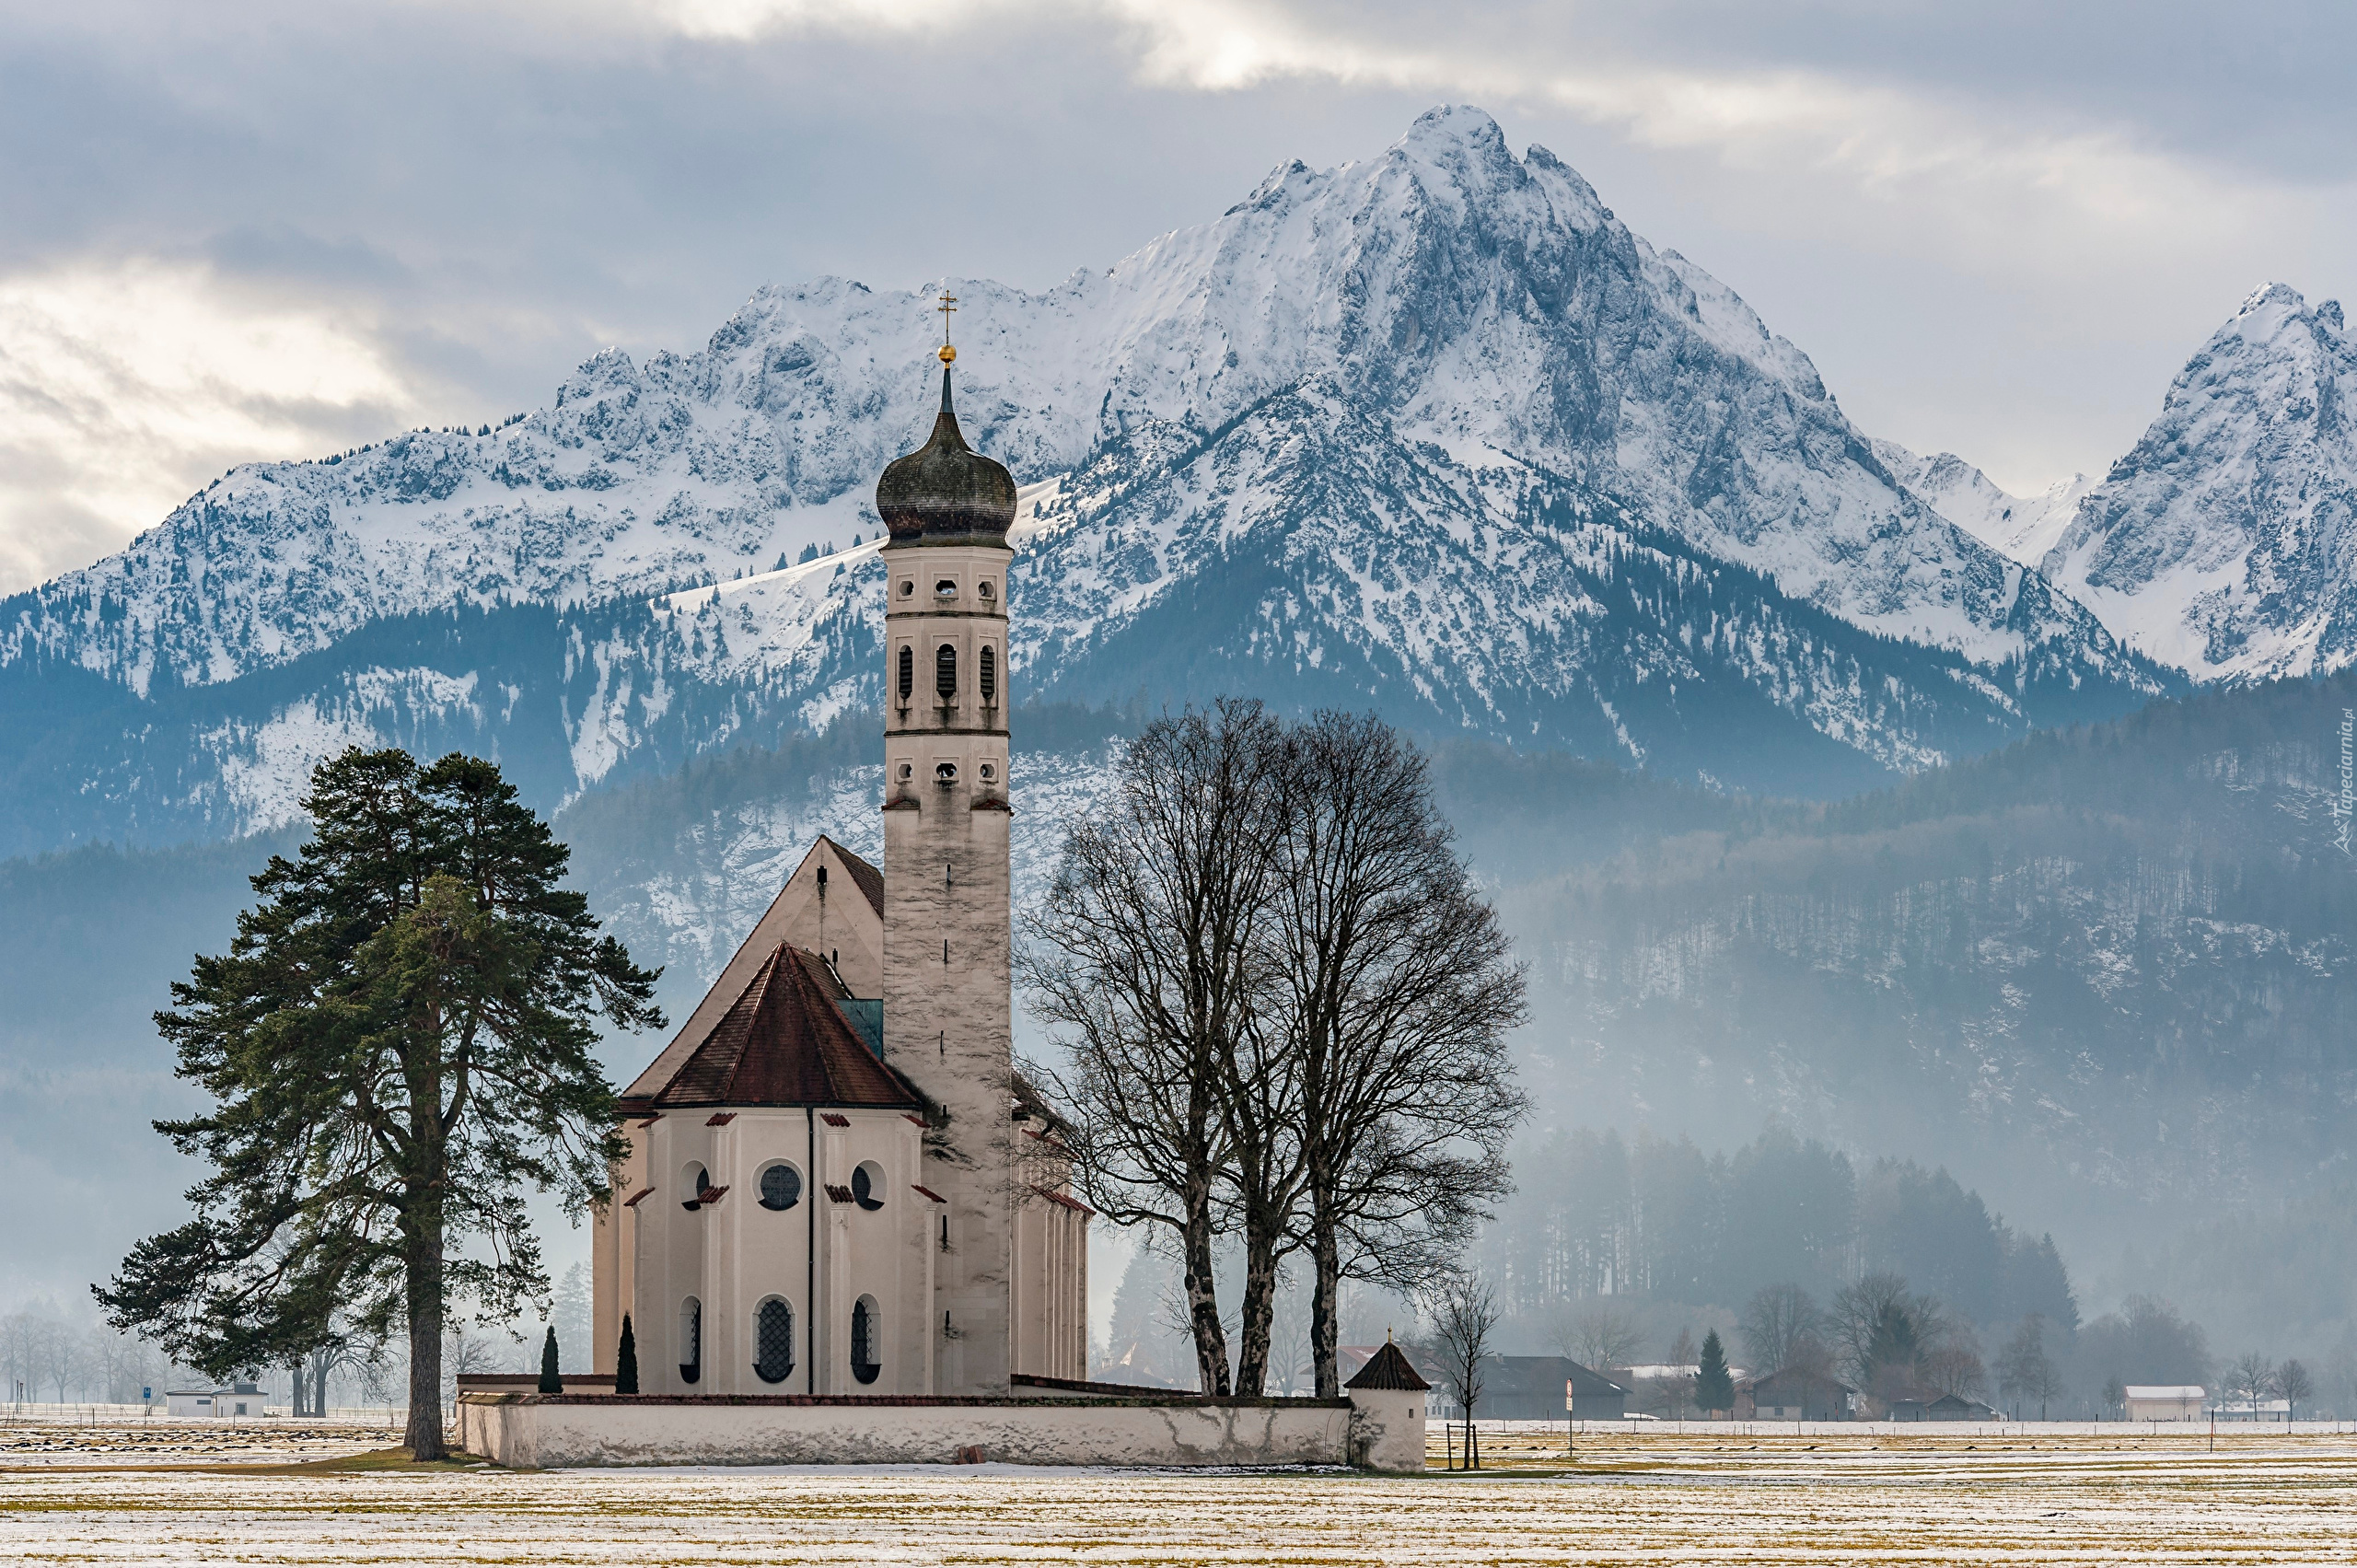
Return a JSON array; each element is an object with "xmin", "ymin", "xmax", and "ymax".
[{"xmin": 757, "ymin": 1162, "xmax": 802, "ymax": 1211}]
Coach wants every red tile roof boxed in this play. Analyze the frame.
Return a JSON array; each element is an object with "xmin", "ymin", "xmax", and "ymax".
[
  {"xmin": 1029, "ymin": 1183, "xmax": 1096, "ymax": 1216},
  {"xmin": 1344, "ymin": 1342, "xmax": 1432, "ymax": 1392},
  {"xmin": 618, "ymin": 944, "xmax": 922, "ymax": 1113}
]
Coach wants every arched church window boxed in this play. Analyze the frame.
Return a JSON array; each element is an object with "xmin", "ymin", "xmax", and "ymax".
[
  {"xmin": 898, "ymin": 645, "xmax": 913, "ymax": 701},
  {"xmin": 679, "ymin": 1296, "xmax": 702, "ymax": 1386},
  {"xmin": 851, "ymin": 1295, "xmax": 882, "ymax": 1385},
  {"xmin": 680, "ymin": 1162, "xmax": 710, "ymax": 1212},
  {"xmin": 935, "ymin": 644, "xmax": 957, "ymax": 699},
  {"xmin": 753, "ymin": 1297, "xmax": 795, "ymax": 1384},
  {"xmin": 979, "ymin": 645, "xmax": 996, "ymax": 703},
  {"xmin": 757, "ymin": 1162, "xmax": 802, "ymax": 1211},
  {"xmin": 851, "ymin": 1161, "xmax": 886, "ymax": 1211}
]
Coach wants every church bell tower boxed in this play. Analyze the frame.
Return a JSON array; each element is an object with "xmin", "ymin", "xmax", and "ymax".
[{"xmin": 875, "ymin": 307, "xmax": 1017, "ymax": 1396}]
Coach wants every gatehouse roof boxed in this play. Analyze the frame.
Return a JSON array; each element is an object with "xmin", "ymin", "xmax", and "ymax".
[{"xmin": 1344, "ymin": 1341, "xmax": 1432, "ymax": 1393}]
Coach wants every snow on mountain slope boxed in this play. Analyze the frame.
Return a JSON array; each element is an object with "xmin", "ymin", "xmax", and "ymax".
[
  {"xmin": 2040, "ymin": 284, "xmax": 2357, "ymax": 681},
  {"xmin": 0, "ymin": 107, "xmax": 2173, "ymax": 851},
  {"xmin": 1873, "ymin": 440, "xmax": 2093, "ymax": 565}
]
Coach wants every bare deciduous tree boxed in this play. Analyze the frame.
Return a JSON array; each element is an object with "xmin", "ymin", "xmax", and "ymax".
[
  {"xmin": 1424, "ymin": 1273, "xmax": 1500, "ymax": 1469},
  {"xmin": 1738, "ymin": 1284, "xmax": 1826, "ymax": 1377},
  {"xmin": 1994, "ymin": 1314, "xmax": 2061, "ymax": 1420},
  {"xmin": 2228, "ymin": 1351, "xmax": 2276, "ymax": 1418},
  {"xmin": 1023, "ymin": 700, "xmax": 1286, "ymax": 1395},
  {"xmin": 1556, "ymin": 1300, "xmax": 1644, "ymax": 1374},
  {"xmin": 2275, "ymin": 1357, "xmax": 2312, "ymax": 1422},
  {"xmin": 1271, "ymin": 713, "xmax": 1527, "ymax": 1398}
]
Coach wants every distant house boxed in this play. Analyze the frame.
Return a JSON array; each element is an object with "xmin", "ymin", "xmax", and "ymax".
[
  {"xmin": 2208, "ymin": 1399, "xmax": 2291, "ymax": 1423},
  {"xmin": 1740, "ymin": 1367, "xmax": 1853, "ymax": 1421},
  {"xmin": 1887, "ymin": 1391, "xmax": 1998, "ymax": 1422},
  {"xmin": 166, "ymin": 1381, "xmax": 268, "ymax": 1418},
  {"xmin": 1361, "ymin": 1352, "xmax": 1631, "ymax": 1422},
  {"xmin": 2122, "ymin": 1386, "xmax": 2204, "ymax": 1422},
  {"xmin": 1460, "ymin": 1356, "xmax": 1629, "ymax": 1421}
]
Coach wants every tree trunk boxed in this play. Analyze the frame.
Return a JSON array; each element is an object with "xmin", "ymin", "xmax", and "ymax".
[
  {"xmin": 403, "ymin": 1201, "xmax": 447, "ymax": 1459},
  {"xmin": 1180, "ymin": 1182, "xmax": 1231, "ymax": 1397},
  {"xmin": 1308, "ymin": 1169, "xmax": 1341, "ymax": 1400},
  {"xmin": 1233, "ymin": 1212, "xmax": 1281, "ymax": 1397}
]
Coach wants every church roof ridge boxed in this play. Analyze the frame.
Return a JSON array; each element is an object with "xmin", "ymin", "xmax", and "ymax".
[
  {"xmin": 620, "ymin": 942, "xmax": 922, "ymax": 1113},
  {"xmin": 811, "ymin": 833, "xmax": 885, "ymax": 918}
]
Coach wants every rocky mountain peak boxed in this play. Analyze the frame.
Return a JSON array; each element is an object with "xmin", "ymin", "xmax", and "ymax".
[{"xmin": 2040, "ymin": 282, "xmax": 2356, "ymax": 679}]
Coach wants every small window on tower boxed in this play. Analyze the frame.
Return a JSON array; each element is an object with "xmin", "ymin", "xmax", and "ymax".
[
  {"xmin": 936, "ymin": 644, "xmax": 957, "ymax": 699},
  {"xmin": 935, "ymin": 578, "xmax": 958, "ymax": 599},
  {"xmin": 899, "ymin": 579, "xmax": 914, "ymax": 598},
  {"xmin": 897, "ymin": 761, "xmax": 913, "ymax": 783},
  {"xmin": 935, "ymin": 761, "xmax": 958, "ymax": 785},
  {"xmin": 979, "ymin": 645, "xmax": 996, "ymax": 703},
  {"xmin": 978, "ymin": 579, "xmax": 994, "ymax": 599},
  {"xmin": 898, "ymin": 645, "xmax": 913, "ymax": 701},
  {"xmin": 978, "ymin": 761, "xmax": 996, "ymax": 784}
]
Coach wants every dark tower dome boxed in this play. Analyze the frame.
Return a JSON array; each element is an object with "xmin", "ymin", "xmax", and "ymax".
[{"xmin": 876, "ymin": 355, "xmax": 1016, "ymax": 543}]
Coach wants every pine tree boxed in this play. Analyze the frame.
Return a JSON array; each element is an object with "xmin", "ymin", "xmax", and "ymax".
[
  {"xmin": 538, "ymin": 1327, "xmax": 563, "ymax": 1394},
  {"xmin": 616, "ymin": 1314, "xmax": 640, "ymax": 1395},
  {"xmin": 95, "ymin": 748, "xmax": 663, "ymax": 1459},
  {"xmin": 1695, "ymin": 1329, "xmax": 1736, "ymax": 1414}
]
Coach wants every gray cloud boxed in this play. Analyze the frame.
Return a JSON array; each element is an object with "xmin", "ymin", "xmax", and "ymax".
[{"xmin": 0, "ymin": 0, "xmax": 2351, "ymax": 589}]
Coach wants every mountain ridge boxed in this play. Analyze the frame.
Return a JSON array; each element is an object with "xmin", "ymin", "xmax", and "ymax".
[{"xmin": 0, "ymin": 106, "xmax": 2173, "ymax": 855}]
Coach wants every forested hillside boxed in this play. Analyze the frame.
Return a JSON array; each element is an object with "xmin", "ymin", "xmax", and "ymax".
[{"xmin": 1512, "ymin": 669, "xmax": 2357, "ymax": 1241}]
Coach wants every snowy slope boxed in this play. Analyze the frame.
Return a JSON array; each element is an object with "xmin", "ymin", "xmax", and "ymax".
[
  {"xmin": 1873, "ymin": 440, "xmax": 2094, "ymax": 565},
  {"xmin": 2040, "ymin": 285, "xmax": 2357, "ymax": 681},
  {"xmin": 0, "ymin": 107, "xmax": 2173, "ymax": 854}
]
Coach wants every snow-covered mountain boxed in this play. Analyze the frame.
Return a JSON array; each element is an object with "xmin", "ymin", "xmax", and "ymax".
[
  {"xmin": 1873, "ymin": 440, "xmax": 2094, "ymax": 566},
  {"xmin": 0, "ymin": 106, "xmax": 2171, "ymax": 856},
  {"xmin": 2039, "ymin": 284, "xmax": 2357, "ymax": 681}
]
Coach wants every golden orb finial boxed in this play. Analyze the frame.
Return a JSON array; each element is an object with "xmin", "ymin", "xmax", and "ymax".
[{"xmin": 938, "ymin": 343, "xmax": 957, "ymax": 364}]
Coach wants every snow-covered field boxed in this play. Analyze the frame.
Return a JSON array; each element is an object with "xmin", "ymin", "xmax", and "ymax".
[{"xmin": 6, "ymin": 1420, "xmax": 2357, "ymax": 1564}]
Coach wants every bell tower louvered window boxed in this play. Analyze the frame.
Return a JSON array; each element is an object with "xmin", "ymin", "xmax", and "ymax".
[
  {"xmin": 980, "ymin": 645, "xmax": 996, "ymax": 703},
  {"xmin": 898, "ymin": 645, "xmax": 913, "ymax": 701},
  {"xmin": 936, "ymin": 644, "xmax": 957, "ymax": 699}
]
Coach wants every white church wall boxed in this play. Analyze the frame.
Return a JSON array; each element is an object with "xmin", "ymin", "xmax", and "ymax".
[
  {"xmin": 627, "ymin": 1107, "xmax": 939, "ymax": 1397},
  {"xmin": 458, "ymin": 1391, "xmax": 1417, "ymax": 1470}
]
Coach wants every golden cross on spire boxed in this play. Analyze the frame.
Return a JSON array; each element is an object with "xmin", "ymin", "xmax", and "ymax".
[{"xmin": 936, "ymin": 292, "xmax": 958, "ymax": 364}]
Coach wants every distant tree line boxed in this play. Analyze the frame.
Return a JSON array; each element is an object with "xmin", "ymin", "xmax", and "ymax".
[{"xmin": 1495, "ymin": 1125, "xmax": 2077, "ymax": 1336}]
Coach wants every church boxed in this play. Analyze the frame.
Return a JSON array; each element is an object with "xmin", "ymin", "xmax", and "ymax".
[{"xmin": 589, "ymin": 337, "xmax": 1091, "ymax": 1398}]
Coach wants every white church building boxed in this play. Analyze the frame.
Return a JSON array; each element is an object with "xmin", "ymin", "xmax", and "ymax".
[
  {"xmin": 464, "ymin": 337, "xmax": 1424, "ymax": 1470},
  {"xmin": 590, "ymin": 345, "xmax": 1089, "ymax": 1399}
]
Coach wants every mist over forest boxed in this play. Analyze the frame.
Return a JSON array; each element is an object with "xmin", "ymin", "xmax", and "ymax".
[{"xmin": 6, "ymin": 668, "xmax": 2354, "ymax": 1411}]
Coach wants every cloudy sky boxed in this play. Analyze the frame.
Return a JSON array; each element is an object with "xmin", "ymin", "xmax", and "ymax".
[{"xmin": 1, "ymin": 0, "xmax": 2351, "ymax": 594}]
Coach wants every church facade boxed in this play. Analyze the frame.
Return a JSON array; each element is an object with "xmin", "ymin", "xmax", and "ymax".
[{"xmin": 590, "ymin": 346, "xmax": 1089, "ymax": 1398}]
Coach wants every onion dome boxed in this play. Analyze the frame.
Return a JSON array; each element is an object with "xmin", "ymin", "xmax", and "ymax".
[{"xmin": 876, "ymin": 354, "xmax": 1016, "ymax": 543}]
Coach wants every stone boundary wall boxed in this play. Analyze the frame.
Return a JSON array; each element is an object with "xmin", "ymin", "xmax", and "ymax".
[{"xmin": 458, "ymin": 1390, "xmax": 1422, "ymax": 1470}]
